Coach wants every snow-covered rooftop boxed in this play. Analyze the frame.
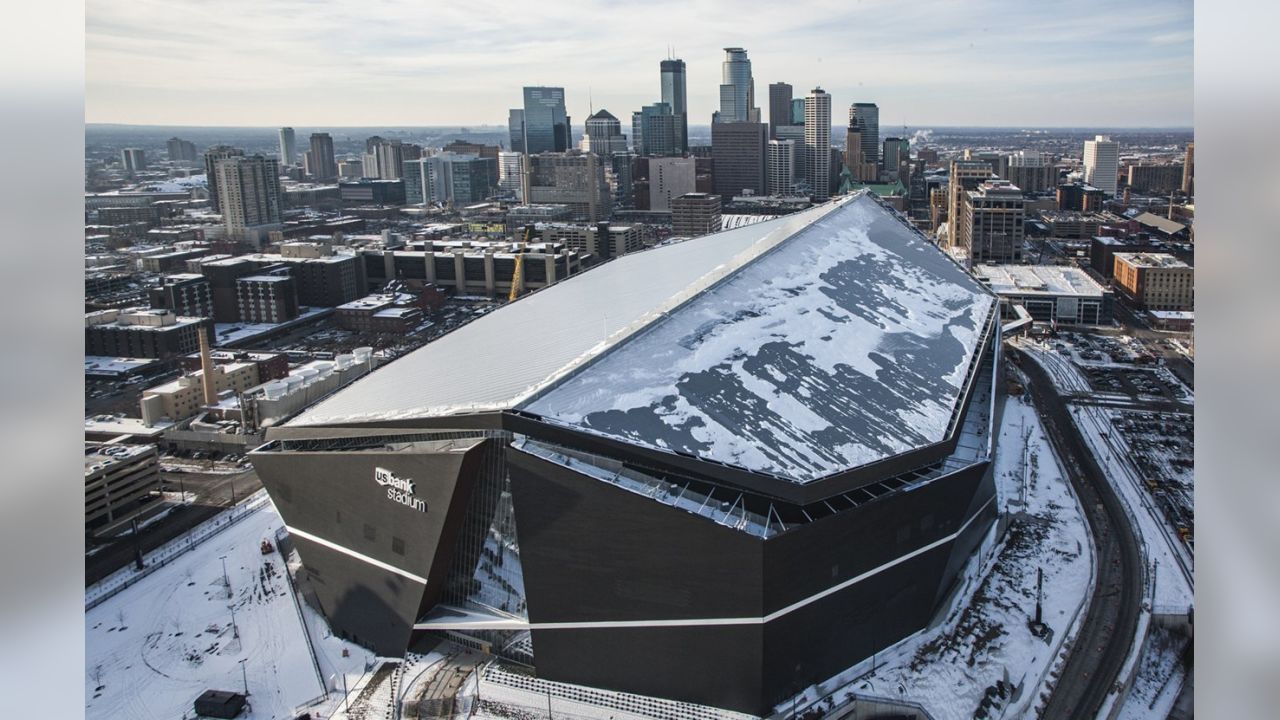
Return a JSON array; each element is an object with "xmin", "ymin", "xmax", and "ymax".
[
  {"xmin": 973, "ymin": 264, "xmax": 1108, "ymax": 298},
  {"xmin": 524, "ymin": 194, "xmax": 997, "ymax": 482},
  {"xmin": 291, "ymin": 193, "xmax": 997, "ymax": 483}
]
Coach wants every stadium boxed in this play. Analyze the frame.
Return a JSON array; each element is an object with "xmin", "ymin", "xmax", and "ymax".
[{"xmin": 249, "ymin": 191, "xmax": 1004, "ymax": 715}]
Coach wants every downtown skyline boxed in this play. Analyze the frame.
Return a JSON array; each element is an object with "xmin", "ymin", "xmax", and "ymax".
[{"xmin": 87, "ymin": 0, "xmax": 1192, "ymax": 129}]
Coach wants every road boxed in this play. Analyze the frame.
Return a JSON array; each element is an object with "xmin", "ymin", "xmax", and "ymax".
[
  {"xmin": 1011, "ymin": 348, "xmax": 1144, "ymax": 719},
  {"xmin": 85, "ymin": 466, "xmax": 262, "ymax": 586}
]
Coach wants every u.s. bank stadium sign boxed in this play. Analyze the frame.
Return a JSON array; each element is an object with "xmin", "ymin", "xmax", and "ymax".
[{"xmin": 375, "ymin": 467, "xmax": 427, "ymax": 513}]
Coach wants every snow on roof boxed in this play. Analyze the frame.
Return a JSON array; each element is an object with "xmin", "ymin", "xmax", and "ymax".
[
  {"xmin": 289, "ymin": 197, "xmax": 851, "ymax": 427},
  {"xmin": 973, "ymin": 264, "xmax": 1107, "ymax": 298},
  {"xmin": 524, "ymin": 193, "xmax": 997, "ymax": 483}
]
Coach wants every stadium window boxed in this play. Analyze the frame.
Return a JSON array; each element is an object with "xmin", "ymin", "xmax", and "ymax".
[
  {"xmin": 392, "ymin": 536, "xmax": 405, "ymax": 555},
  {"xmin": 363, "ymin": 523, "xmax": 377, "ymax": 541}
]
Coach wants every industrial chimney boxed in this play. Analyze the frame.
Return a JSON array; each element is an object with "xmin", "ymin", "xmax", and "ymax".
[{"xmin": 198, "ymin": 324, "xmax": 219, "ymax": 406}]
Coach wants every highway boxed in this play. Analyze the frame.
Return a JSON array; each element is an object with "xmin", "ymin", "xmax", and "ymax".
[{"xmin": 1011, "ymin": 347, "xmax": 1144, "ymax": 719}]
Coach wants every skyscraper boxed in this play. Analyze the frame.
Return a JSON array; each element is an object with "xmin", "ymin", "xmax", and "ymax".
[
  {"xmin": 508, "ymin": 109, "xmax": 526, "ymax": 153},
  {"xmin": 804, "ymin": 88, "xmax": 832, "ymax": 201},
  {"xmin": 278, "ymin": 127, "xmax": 296, "ymax": 166},
  {"xmin": 1181, "ymin": 142, "xmax": 1194, "ymax": 195},
  {"xmin": 660, "ymin": 59, "xmax": 689, "ymax": 152},
  {"xmin": 768, "ymin": 82, "xmax": 793, "ymax": 139},
  {"xmin": 766, "ymin": 139, "xmax": 797, "ymax": 196},
  {"xmin": 203, "ymin": 145, "xmax": 244, "ymax": 213},
  {"xmin": 882, "ymin": 138, "xmax": 910, "ymax": 178},
  {"xmin": 1083, "ymin": 134, "xmax": 1119, "ymax": 196},
  {"xmin": 120, "ymin": 148, "xmax": 146, "ymax": 173},
  {"xmin": 711, "ymin": 121, "xmax": 766, "ymax": 201},
  {"xmin": 213, "ymin": 155, "xmax": 282, "ymax": 236},
  {"xmin": 791, "ymin": 98, "xmax": 805, "ymax": 125},
  {"xmin": 1004, "ymin": 151, "xmax": 1056, "ymax": 194},
  {"xmin": 716, "ymin": 48, "xmax": 758, "ymax": 124},
  {"xmin": 519, "ymin": 87, "xmax": 571, "ymax": 155},
  {"xmin": 308, "ymin": 132, "xmax": 338, "ymax": 182},
  {"xmin": 632, "ymin": 103, "xmax": 679, "ymax": 157},
  {"xmin": 498, "ymin": 152, "xmax": 524, "ymax": 201},
  {"xmin": 960, "ymin": 179, "xmax": 1025, "ymax": 265},
  {"xmin": 947, "ymin": 160, "xmax": 996, "ymax": 250},
  {"xmin": 581, "ymin": 110, "xmax": 629, "ymax": 157},
  {"xmin": 364, "ymin": 138, "xmax": 407, "ymax": 180},
  {"xmin": 166, "ymin": 138, "xmax": 197, "ymax": 163},
  {"xmin": 849, "ymin": 103, "xmax": 880, "ymax": 172}
]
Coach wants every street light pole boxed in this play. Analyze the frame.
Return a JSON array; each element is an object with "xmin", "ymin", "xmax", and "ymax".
[
  {"xmin": 239, "ymin": 658, "xmax": 249, "ymax": 696},
  {"xmin": 229, "ymin": 604, "xmax": 239, "ymax": 639},
  {"xmin": 219, "ymin": 555, "xmax": 230, "ymax": 598}
]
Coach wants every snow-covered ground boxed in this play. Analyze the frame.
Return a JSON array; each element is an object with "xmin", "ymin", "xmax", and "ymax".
[
  {"xmin": 85, "ymin": 501, "xmax": 372, "ymax": 720},
  {"xmin": 1115, "ymin": 625, "xmax": 1191, "ymax": 720},
  {"xmin": 833, "ymin": 393, "xmax": 1093, "ymax": 720}
]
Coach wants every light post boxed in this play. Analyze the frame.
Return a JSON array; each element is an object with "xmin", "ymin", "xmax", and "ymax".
[
  {"xmin": 219, "ymin": 555, "xmax": 230, "ymax": 598},
  {"xmin": 239, "ymin": 658, "xmax": 249, "ymax": 696},
  {"xmin": 229, "ymin": 603, "xmax": 239, "ymax": 639}
]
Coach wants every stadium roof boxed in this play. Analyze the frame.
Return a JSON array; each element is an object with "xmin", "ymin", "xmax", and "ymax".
[{"xmin": 291, "ymin": 192, "xmax": 997, "ymax": 482}]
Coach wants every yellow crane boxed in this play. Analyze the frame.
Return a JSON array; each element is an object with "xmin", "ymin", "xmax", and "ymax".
[{"xmin": 508, "ymin": 226, "xmax": 531, "ymax": 302}]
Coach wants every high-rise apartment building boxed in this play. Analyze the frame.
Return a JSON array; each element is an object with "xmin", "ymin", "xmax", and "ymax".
[
  {"xmin": 715, "ymin": 48, "xmax": 758, "ymax": 124},
  {"xmin": 671, "ymin": 192, "xmax": 722, "ymax": 237},
  {"xmin": 121, "ymin": 148, "xmax": 146, "ymax": 173},
  {"xmin": 766, "ymin": 139, "xmax": 797, "ymax": 196},
  {"xmin": 768, "ymin": 82, "xmax": 793, "ymax": 139},
  {"xmin": 660, "ymin": 59, "xmax": 689, "ymax": 152},
  {"xmin": 960, "ymin": 179, "xmax": 1025, "ymax": 265},
  {"xmin": 203, "ymin": 145, "xmax": 245, "ymax": 213},
  {"xmin": 278, "ymin": 127, "xmax": 296, "ymax": 166},
  {"xmin": 848, "ymin": 103, "xmax": 880, "ymax": 171},
  {"xmin": 1083, "ymin": 134, "xmax": 1119, "ymax": 196},
  {"xmin": 1181, "ymin": 142, "xmax": 1194, "ymax": 195},
  {"xmin": 364, "ymin": 138, "xmax": 407, "ymax": 180},
  {"xmin": 632, "ymin": 103, "xmax": 679, "ymax": 157},
  {"xmin": 804, "ymin": 88, "xmax": 832, "ymax": 201},
  {"xmin": 308, "ymin": 132, "xmax": 338, "ymax": 182},
  {"xmin": 237, "ymin": 274, "xmax": 299, "ymax": 324},
  {"xmin": 497, "ymin": 152, "xmax": 524, "ymax": 201},
  {"xmin": 711, "ymin": 121, "xmax": 767, "ymax": 201},
  {"xmin": 648, "ymin": 156, "xmax": 697, "ymax": 212},
  {"xmin": 517, "ymin": 87, "xmax": 571, "ymax": 155},
  {"xmin": 166, "ymin": 138, "xmax": 197, "ymax": 163},
  {"xmin": 946, "ymin": 159, "xmax": 996, "ymax": 249},
  {"xmin": 213, "ymin": 155, "xmax": 283, "ymax": 236},
  {"xmin": 1004, "ymin": 151, "xmax": 1056, "ymax": 194}
]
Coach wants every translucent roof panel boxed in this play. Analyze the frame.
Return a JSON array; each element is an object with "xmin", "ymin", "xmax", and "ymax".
[
  {"xmin": 289, "ymin": 199, "xmax": 846, "ymax": 427},
  {"xmin": 522, "ymin": 193, "xmax": 997, "ymax": 483}
]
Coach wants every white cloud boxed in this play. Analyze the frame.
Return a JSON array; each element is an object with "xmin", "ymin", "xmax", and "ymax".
[{"xmin": 86, "ymin": 0, "xmax": 1193, "ymax": 127}]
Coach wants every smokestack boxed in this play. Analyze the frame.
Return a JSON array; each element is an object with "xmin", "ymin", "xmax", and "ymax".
[{"xmin": 198, "ymin": 324, "xmax": 218, "ymax": 406}]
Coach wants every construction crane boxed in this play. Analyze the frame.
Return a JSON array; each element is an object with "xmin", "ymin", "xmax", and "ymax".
[{"xmin": 508, "ymin": 225, "xmax": 531, "ymax": 302}]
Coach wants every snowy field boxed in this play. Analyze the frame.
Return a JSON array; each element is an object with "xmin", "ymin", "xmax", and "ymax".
[
  {"xmin": 1115, "ymin": 625, "xmax": 1191, "ymax": 720},
  {"xmin": 85, "ymin": 501, "xmax": 372, "ymax": 720}
]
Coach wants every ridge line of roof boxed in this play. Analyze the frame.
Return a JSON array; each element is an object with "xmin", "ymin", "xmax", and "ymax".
[{"xmin": 510, "ymin": 195, "xmax": 857, "ymax": 410}]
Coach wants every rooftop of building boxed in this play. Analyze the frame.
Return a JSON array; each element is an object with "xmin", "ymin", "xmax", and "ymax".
[
  {"xmin": 143, "ymin": 362, "xmax": 257, "ymax": 396},
  {"xmin": 1133, "ymin": 212, "xmax": 1188, "ymax": 236},
  {"xmin": 1114, "ymin": 252, "xmax": 1191, "ymax": 269},
  {"xmin": 290, "ymin": 192, "xmax": 997, "ymax": 485},
  {"xmin": 240, "ymin": 274, "xmax": 292, "ymax": 283},
  {"xmin": 972, "ymin": 264, "xmax": 1107, "ymax": 298},
  {"xmin": 85, "ymin": 442, "xmax": 155, "ymax": 474}
]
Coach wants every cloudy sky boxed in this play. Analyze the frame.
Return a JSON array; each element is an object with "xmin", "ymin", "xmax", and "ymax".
[{"xmin": 86, "ymin": 0, "xmax": 1193, "ymax": 128}]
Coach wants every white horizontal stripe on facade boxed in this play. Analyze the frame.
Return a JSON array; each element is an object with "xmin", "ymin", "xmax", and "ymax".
[
  {"xmin": 286, "ymin": 525, "xmax": 428, "ymax": 585},
  {"xmin": 414, "ymin": 495, "xmax": 996, "ymax": 631}
]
